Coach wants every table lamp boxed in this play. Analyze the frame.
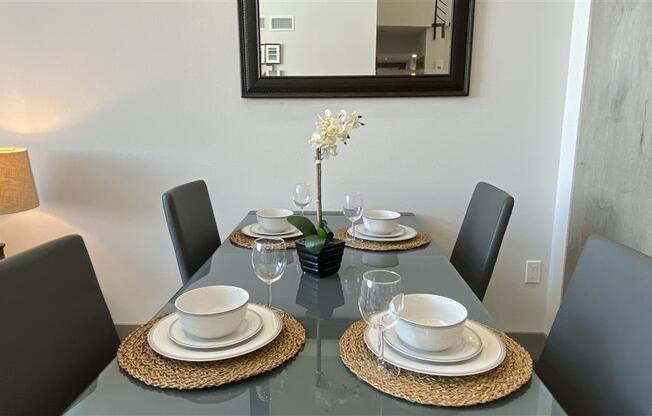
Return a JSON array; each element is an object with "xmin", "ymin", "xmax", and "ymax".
[{"xmin": 0, "ymin": 147, "xmax": 39, "ymax": 259}]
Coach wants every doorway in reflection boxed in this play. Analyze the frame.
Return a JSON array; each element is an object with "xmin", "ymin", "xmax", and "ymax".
[{"xmin": 376, "ymin": 0, "xmax": 451, "ymax": 75}]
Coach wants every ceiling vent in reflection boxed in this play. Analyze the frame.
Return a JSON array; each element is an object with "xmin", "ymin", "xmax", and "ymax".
[
  {"xmin": 269, "ymin": 16, "xmax": 295, "ymax": 31},
  {"xmin": 259, "ymin": 16, "xmax": 265, "ymax": 30}
]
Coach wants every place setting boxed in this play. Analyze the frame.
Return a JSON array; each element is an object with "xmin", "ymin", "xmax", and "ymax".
[
  {"xmin": 145, "ymin": 286, "xmax": 284, "ymax": 363},
  {"xmin": 230, "ymin": 183, "xmax": 314, "ymax": 249},
  {"xmin": 230, "ymin": 208, "xmax": 305, "ymax": 249},
  {"xmin": 117, "ymin": 239, "xmax": 306, "ymax": 390},
  {"xmin": 339, "ymin": 270, "xmax": 533, "ymax": 407},
  {"xmin": 334, "ymin": 199, "xmax": 431, "ymax": 252}
]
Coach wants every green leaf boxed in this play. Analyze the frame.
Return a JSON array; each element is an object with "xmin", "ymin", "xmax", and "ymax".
[
  {"xmin": 303, "ymin": 235, "xmax": 327, "ymax": 255},
  {"xmin": 318, "ymin": 228, "xmax": 328, "ymax": 239},
  {"xmin": 320, "ymin": 219, "xmax": 334, "ymax": 239},
  {"xmin": 288, "ymin": 215, "xmax": 318, "ymax": 236}
]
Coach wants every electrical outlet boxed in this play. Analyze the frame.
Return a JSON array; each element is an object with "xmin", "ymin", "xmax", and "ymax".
[{"xmin": 525, "ymin": 260, "xmax": 542, "ymax": 284}]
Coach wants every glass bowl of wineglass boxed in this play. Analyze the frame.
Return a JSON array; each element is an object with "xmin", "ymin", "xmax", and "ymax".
[
  {"xmin": 343, "ymin": 192, "xmax": 363, "ymax": 242},
  {"xmin": 252, "ymin": 238, "xmax": 287, "ymax": 311},
  {"xmin": 358, "ymin": 270, "xmax": 404, "ymax": 373},
  {"xmin": 292, "ymin": 183, "xmax": 312, "ymax": 216}
]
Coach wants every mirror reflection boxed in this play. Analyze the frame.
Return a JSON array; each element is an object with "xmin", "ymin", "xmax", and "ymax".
[{"xmin": 258, "ymin": 0, "xmax": 453, "ymax": 77}]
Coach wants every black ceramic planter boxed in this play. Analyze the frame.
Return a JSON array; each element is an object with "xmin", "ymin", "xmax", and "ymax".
[{"xmin": 295, "ymin": 238, "xmax": 345, "ymax": 278}]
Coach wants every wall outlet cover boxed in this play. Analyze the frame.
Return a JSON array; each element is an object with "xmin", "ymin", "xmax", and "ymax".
[{"xmin": 525, "ymin": 260, "xmax": 542, "ymax": 284}]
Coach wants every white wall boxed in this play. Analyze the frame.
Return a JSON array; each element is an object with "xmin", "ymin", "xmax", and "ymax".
[
  {"xmin": 260, "ymin": 0, "xmax": 377, "ymax": 75},
  {"xmin": 0, "ymin": 0, "xmax": 574, "ymax": 332}
]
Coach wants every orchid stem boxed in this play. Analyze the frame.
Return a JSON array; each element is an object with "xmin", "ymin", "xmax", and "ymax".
[{"xmin": 315, "ymin": 148, "xmax": 323, "ymax": 229}]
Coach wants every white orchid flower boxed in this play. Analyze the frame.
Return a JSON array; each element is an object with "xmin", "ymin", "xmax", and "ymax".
[{"xmin": 309, "ymin": 109, "xmax": 363, "ymax": 159}]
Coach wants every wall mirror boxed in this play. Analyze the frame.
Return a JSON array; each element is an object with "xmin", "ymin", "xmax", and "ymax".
[{"xmin": 238, "ymin": 0, "xmax": 475, "ymax": 97}]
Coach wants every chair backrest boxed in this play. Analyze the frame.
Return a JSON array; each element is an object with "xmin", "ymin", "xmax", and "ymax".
[
  {"xmin": 162, "ymin": 180, "xmax": 221, "ymax": 284},
  {"xmin": 450, "ymin": 182, "xmax": 514, "ymax": 300},
  {"xmin": 0, "ymin": 235, "xmax": 119, "ymax": 415},
  {"xmin": 537, "ymin": 235, "xmax": 652, "ymax": 415}
]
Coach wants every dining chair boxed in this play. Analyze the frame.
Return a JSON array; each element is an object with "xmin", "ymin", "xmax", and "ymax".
[
  {"xmin": 537, "ymin": 235, "xmax": 652, "ymax": 415},
  {"xmin": 162, "ymin": 180, "xmax": 221, "ymax": 284},
  {"xmin": 0, "ymin": 235, "xmax": 119, "ymax": 415},
  {"xmin": 450, "ymin": 182, "xmax": 514, "ymax": 300}
]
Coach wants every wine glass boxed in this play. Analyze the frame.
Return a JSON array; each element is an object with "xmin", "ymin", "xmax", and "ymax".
[
  {"xmin": 252, "ymin": 238, "xmax": 287, "ymax": 310},
  {"xmin": 358, "ymin": 270, "xmax": 404, "ymax": 370},
  {"xmin": 292, "ymin": 183, "xmax": 312, "ymax": 216},
  {"xmin": 343, "ymin": 192, "xmax": 363, "ymax": 242}
]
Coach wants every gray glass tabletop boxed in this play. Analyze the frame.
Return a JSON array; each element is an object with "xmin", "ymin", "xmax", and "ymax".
[{"xmin": 66, "ymin": 213, "xmax": 564, "ymax": 415}]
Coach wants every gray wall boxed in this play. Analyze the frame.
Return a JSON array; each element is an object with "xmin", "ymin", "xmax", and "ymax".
[{"xmin": 566, "ymin": 1, "xmax": 652, "ymax": 284}]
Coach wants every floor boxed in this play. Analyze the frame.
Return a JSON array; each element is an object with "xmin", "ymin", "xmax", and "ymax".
[{"xmin": 116, "ymin": 325, "xmax": 138, "ymax": 341}]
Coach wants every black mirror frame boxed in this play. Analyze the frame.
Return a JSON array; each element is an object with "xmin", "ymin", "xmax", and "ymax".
[{"xmin": 238, "ymin": 0, "xmax": 475, "ymax": 98}]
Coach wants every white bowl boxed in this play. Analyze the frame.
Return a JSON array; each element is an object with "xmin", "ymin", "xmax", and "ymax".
[
  {"xmin": 362, "ymin": 210, "xmax": 401, "ymax": 235},
  {"xmin": 256, "ymin": 208, "xmax": 294, "ymax": 233},
  {"xmin": 394, "ymin": 294, "xmax": 468, "ymax": 352},
  {"xmin": 174, "ymin": 286, "xmax": 249, "ymax": 339}
]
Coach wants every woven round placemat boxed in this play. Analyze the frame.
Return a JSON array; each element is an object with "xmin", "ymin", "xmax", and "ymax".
[
  {"xmin": 339, "ymin": 320, "xmax": 532, "ymax": 407},
  {"xmin": 117, "ymin": 310, "xmax": 305, "ymax": 389},
  {"xmin": 229, "ymin": 229, "xmax": 302, "ymax": 249},
  {"xmin": 333, "ymin": 228, "xmax": 431, "ymax": 251}
]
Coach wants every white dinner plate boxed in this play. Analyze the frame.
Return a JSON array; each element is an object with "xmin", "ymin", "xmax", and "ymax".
[
  {"xmin": 364, "ymin": 320, "xmax": 505, "ymax": 376},
  {"xmin": 348, "ymin": 224, "xmax": 418, "ymax": 242},
  {"xmin": 384, "ymin": 325, "xmax": 483, "ymax": 363},
  {"xmin": 148, "ymin": 304, "xmax": 282, "ymax": 362},
  {"xmin": 168, "ymin": 309, "xmax": 263, "ymax": 349},
  {"xmin": 241, "ymin": 224, "xmax": 302, "ymax": 239},
  {"xmin": 354, "ymin": 224, "xmax": 405, "ymax": 238},
  {"xmin": 251, "ymin": 224, "xmax": 296, "ymax": 236}
]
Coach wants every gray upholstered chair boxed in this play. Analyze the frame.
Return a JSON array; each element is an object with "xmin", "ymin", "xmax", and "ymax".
[
  {"xmin": 163, "ymin": 180, "xmax": 221, "ymax": 284},
  {"xmin": 0, "ymin": 235, "xmax": 119, "ymax": 415},
  {"xmin": 537, "ymin": 235, "xmax": 652, "ymax": 415},
  {"xmin": 450, "ymin": 182, "xmax": 514, "ymax": 300}
]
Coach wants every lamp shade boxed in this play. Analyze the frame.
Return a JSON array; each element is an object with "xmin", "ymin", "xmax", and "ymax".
[{"xmin": 0, "ymin": 147, "xmax": 39, "ymax": 215}]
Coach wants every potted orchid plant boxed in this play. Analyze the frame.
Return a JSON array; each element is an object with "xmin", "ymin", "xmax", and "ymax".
[{"xmin": 289, "ymin": 109, "xmax": 364, "ymax": 277}]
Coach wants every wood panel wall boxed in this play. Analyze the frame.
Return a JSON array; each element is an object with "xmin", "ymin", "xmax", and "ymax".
[{"xmin": 566, "ymin": 1, "xmax": 652, "ymax": 285}]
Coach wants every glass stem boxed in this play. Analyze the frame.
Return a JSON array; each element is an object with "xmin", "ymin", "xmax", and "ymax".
[
  {"xmin": 377, "ymin": 327, "xmax": 385, "ymax": 368},
  {"xmin": 267, "ymin": 283, "xmax": 272, "ymax": 309},
  {"xmin": 351, "ymin": 220, "xmax": 356, "ymax": 242}
]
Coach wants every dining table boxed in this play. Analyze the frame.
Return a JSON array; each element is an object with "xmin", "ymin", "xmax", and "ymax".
[{"xmin": 65, "ymin": 212, "xmax": 565, "ymax": 415}]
